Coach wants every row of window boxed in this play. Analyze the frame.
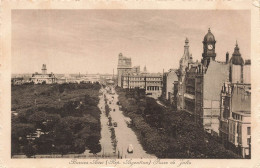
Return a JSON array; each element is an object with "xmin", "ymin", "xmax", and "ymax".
[
  {"xmin": 147, "ymin": 86, "xmax": 160, "ymax": 91},
  {"xmin": 124, "ymin": 81, "xmax": 161, "ymax": 84},
  {"xmin": 123, "ymin": 77, "xmax": 162, "ymax": 81},
  {"xmin": 36, "ymin": 79, "xmax": 53, "ymax": 82},
  {"xmin": 232, "ymin": 113, "xmax": 244, "ymax": 121}
]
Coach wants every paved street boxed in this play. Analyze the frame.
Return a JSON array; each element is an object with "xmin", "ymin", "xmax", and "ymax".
[
  {"xmin": 103, "ymin": 87, "xmax": 156, "ymax": 159},
  {"xmin": 94, "ymin": 91, "xmax": 115, "ymax": 157}
]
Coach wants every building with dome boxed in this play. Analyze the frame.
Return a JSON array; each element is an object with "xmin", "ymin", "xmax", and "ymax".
[
  {"xmin": 178, "ymin": 29, "xmax": 251, "ymax": 139},
  {"xmin": 229, "ymin": 41, "xmax": 245, "ymax": 83},
  {"xmin": 176, "ymin": 28, "xmax": 251, "ymax": 157},
  {"xmin": 218, "ymin": 42, "xmax": 251, "ymax": 158}
]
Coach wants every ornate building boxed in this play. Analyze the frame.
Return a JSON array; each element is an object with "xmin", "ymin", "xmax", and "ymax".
[
  {"xmin": 219, "ymin": 42, "xmax": 251, "ymax": 158},
  {"xmin": 30, "ymin": 64, "xmax": 56, "ymax": 84},
  {"xmin": 180, "ymin": 29, "xmax": 231, "ymax": 135}
]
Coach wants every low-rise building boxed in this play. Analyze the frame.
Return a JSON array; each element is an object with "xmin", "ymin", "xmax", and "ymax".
[
  {"xmin": 11, "ymin": 77, "xmax": 25, "ymax": 85},
  {"xmin": 121, "ymin": 73, "xmax": 163, "ymax": 99}
]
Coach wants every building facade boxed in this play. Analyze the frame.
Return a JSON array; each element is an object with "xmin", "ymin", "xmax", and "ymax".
[
  {"xmin": 162, "ymin": 69, "xmax": 178, "ymax": 103},
  {"xmin": 30, "ymin": 64, "xmax": 56, "ymax": 84},
  {"xmin": 219, "ymin": 42, "xmax": 251, "ymax": 158},
  {"xmin": 201, "ymin": 60, "xmax": 229, "ymax": 135},
  {"xmin": 117, "ymin": 52, "xmax": 163, "ymax": 99},
  {"xmin": 117, "ymin": 53, "xmax": 132, "ymax": 87},
  {"xmin": 121, "ymin": 73, "xmax": 163, "ymax": 98},
  {"xmin": 183, "ymin": 65, "xmax": 197, "ymax": 114},
  {"xmin": 220, "ymin": 83, "xmax": 251, "ymax": 158},
  {"xmin": 177, "ymin": 29, "xmax": 251, "ymax": 136}
]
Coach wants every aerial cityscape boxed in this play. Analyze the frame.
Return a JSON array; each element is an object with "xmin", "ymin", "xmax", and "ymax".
[{"xmin": 11, "ymin": 10, "xmax": 251, "ymax": 159}]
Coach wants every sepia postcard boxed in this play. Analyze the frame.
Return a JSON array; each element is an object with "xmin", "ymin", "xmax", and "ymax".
[{"xmin": 0, "ymin": 0, "xmax": 260, "ymax": 167}]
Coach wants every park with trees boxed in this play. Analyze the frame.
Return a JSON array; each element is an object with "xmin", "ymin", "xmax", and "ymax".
[{"xmin": 11, "ymin": 82, "xmax": 102, "ymax": 157}]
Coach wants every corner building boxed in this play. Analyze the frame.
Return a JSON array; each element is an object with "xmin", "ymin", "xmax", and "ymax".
[
  {"xmin": 180, "ymin": 29, "xmax": 230, "ymax": 135},
  {"xmin": 219, "ymin": 43, "xmax": 251, "ymax": 158}
]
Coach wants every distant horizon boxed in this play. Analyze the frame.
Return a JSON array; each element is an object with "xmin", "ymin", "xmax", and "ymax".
[{"xmin": 12, "ymin": 10, "xmax": 250, "ymax": 74}]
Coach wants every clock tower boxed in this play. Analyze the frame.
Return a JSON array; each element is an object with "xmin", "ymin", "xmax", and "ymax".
[{"xmin": 202, "ymin": 28, "xmax": 216, "ymax": 67}]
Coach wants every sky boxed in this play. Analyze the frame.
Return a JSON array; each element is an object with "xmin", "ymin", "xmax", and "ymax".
[{"xmin": 12, "ymin": 10, "xmax": 250, "ymax": 74}]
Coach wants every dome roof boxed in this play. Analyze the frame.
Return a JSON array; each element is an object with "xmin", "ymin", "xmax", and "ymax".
[
  {"xmin": 230, "ymin": 56, "xmax": 244, "ymax": 65},
  {"xmin": 230, "ymin": 41, "xmax": 244, "ymax": 65},
  {"xmin": 204, "ymin": 28, "xmax": 215, "ymax": 42}
]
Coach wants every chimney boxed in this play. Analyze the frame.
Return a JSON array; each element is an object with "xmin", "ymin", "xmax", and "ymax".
[{"xmin": 226, "ymin": 52, "xmax": 229, "ymax": 64}]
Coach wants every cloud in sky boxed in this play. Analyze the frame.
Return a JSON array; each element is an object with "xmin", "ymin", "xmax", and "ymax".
[{"xmin": 12, "ymin": 10, "xmax": 250, "ymax": 74}]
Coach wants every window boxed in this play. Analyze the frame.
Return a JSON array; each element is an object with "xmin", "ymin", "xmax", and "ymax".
[
  {"xmin": 247, "ymin": 127, "xmax": 251, "ymax": 135},
  {"xmin": 247, "ymin": 138, "xmax": 251, "ymax": 145}
]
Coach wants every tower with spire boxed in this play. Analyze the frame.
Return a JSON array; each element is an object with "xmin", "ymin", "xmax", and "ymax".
[
  {"xmin": 177, "ymin": 38, "xmax": 194, "ymax": 111},
  {"xmin": 179, "ymin": 38, "xmax": 193, "ymax": 80},
  {"xmin": 229, "ymin": 41, "xmax": 244, "ymax": 83}
]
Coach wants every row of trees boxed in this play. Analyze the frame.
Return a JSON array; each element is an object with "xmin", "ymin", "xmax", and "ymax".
[{"xmin": 116, "ymin": 87, "xmax": 240, "ymax": 158}]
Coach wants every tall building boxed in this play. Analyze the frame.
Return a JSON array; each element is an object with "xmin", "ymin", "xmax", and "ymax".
[
  {"xmin": 117, "ymin": 53, "xmax": 132, "ymax": 87},
  {"xmin": 219, "ymin": 42, "xmax": 251, "ymax": 158},
  {"xmin": 179, "ymin": 29, "xmax": 235, "ymax": 135},
  {"xmin": 30, "ymin": 64, "xmax": 56, "ymax": 84}
]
